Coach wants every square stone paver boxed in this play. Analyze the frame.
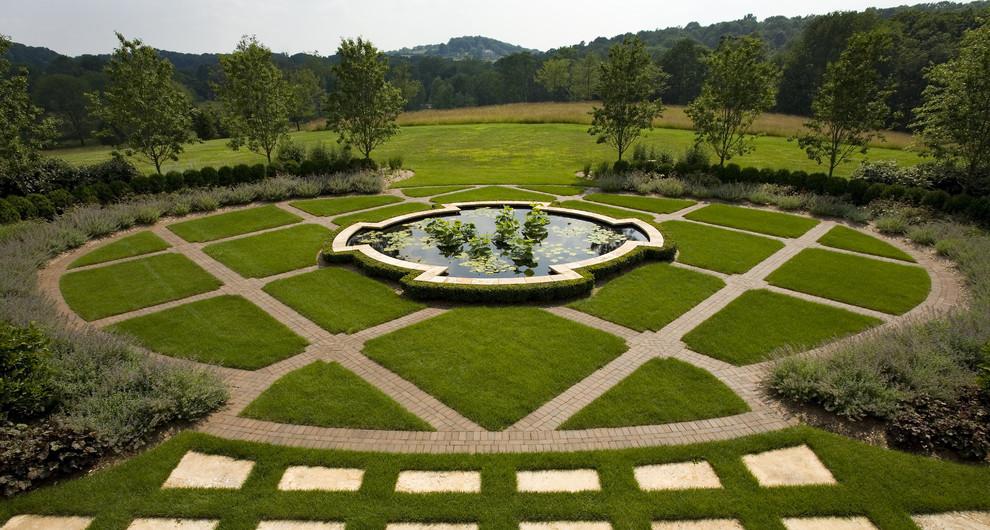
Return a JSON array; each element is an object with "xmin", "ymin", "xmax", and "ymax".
[
  {"xmin": 634, "ymin": 462, "xmax": 722, "ymax": 491},
  {"xmin": 395, "ymin": 470, "xmax": 481, "ymax": 493},
  {"xmin": 741, "ymin": 445, "xmax": 837, "ymax": 487},
  {"xmin": 517, "ymin": 469, "xmax": 600, "ymax": 492},
  {"xmin": 278, "ymin": 466, "xmax": 364, "ymax": 491},
  {"xmin": 162, "ymin": 451, "xmax": 254, "ymax": 489},
  {"xmin": 651, "ymin": 521, "xmax": 744, "ymax": 530},
  {"xmin": 1, "ymin": 515, "xmax": 93, "ymax": 530},
  {"xmin": 127, "ymin": 519, "xmax": 219, "ymax": 530},
  {"xmin": 520, "ymin": 522, "xmax": 612, "ymax": 530},
  {"xmin": 782, "ymin": 517, "xmax": 877, "ymax": 529},
  {"xmin": 256, "ymin": 523, "xmax": 345, "ymax": 530},
  {"xmin": 386, "ymin": 524, "xmax": 478, "ymax": 530},
  {"xmin": 912, "ymin": 511, "xmax": 990, "ymax": 529}
]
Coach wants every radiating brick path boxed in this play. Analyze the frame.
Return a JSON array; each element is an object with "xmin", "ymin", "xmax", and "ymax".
[{"xmin": 37, "ymin": 189, "xmax": 962, "ymax": 453}]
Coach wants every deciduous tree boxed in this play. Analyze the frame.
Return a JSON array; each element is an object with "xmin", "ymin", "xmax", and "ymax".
[
  {"xmin": 288, "ymin": 68, "xmax": 323, "ymax": 131},
  {"xmin": 912, "ymin": 20, "xmax": 990, "ymax": 194},
  {"xmin": 588, "ymin": 36, "xmax": 667, "ymax": 164},
  {"xmin": 216, "ymin": 36, "xmax": 292, "ymax": 164},
  {"xmin": 796, "ymin": 30, "xmax": 894, "ymax": 177},
  {"xmin": 325, "ymin": 38, "xmax": 404, "ymax": 161},
  {"xmin": 686, "ymin": 35, "xmax": 779, "ymax": 166},
  {"xmin": 87, "ymin": 33, "xmax": 191, "ymax": 175},
  {"xmin": 535, "ymin": 57, "xmax": 572, "ymax": 102},
  {"xmin": 569, "ymin": 52, "xmax": 601, "ymax": 101},
  {"xmin": 0, "ymin": 35, "xmax": 60, "ymax": 190}
]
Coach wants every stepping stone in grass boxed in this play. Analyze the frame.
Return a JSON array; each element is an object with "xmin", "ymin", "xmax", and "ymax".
[
  {"xmin": 782, "ymin": 517, "xmax": 877, "ymax": 529},
  {"xmin": 258, "ymin": 521, "xmax": 344, "ymax": 530},
  {"xmin": 277, "ymin": 466, "xmax": 364, "ymax": 491},
  {"xmin": 912, "ymin": 511, "xmax": 990, "ymax": 529},
  {"xmin": 633, "ymin": 461, "xmax": 722, "ymax": 490},
  {"xmin": 395, "ymin": 470, "xmax": 481, "ymax": 493},
  {"xmin": 520, "ymin": 523, "xmax": 611, "ymax": 530},
  {"xmin": 127, "ymin": 520, "xmax": 218, "ymax": 530},
  {"xmin": 162, "ymin": 451, "xmax": 254, "ymax": 489},
  {"xmin": 1, "ymin": 515, "xmax": 93, "ymax": 530},
  {"xmin": 385, "ymin": 523, "xmax": 478, "ymax": 530},
  {"xmin": 516, "ymin": 469, "xmax": 600, "ymax": 492},
  {"xmin": 652, "ymin": 521, "xmax": 744, "ymax": 530},
  {"xmin": 741, "ymin": 445, "xmax": 836, "ymax": 487}
]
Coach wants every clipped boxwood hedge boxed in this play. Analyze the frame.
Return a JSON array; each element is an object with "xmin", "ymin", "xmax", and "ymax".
[{"xmin": 321, "ymin": 227, "xmax": 677, "ymax": 303}]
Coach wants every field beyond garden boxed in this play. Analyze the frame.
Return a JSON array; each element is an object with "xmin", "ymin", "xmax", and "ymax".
[{"xmin": 48, "ymin": 104, "xmax": 920, "ymax": 181}]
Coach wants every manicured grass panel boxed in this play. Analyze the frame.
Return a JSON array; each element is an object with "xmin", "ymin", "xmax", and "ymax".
[
  {"xmin": 682, "ymin": 289, "xmax": 882, "ymax": 366},
  {"xmin": 559, "ymin": 358, "xmax": 751, "ymax": 429},
  {"xmin": 817, "ymin": 225, "xmax": 916, "ymax": 262},
  {"xmin": 6, "ymin": 426, "xmax": 989, "ymax": 529},
  {"xmin": 60, "ymin": 253, "xmax": 222, "ymax": 321},
  {"xmin": 585, "ymin": 193, "xmax": 697, "ymax": 215},
  {"xmin": 555, "ymin": 200, "xmax": 655, "ymax": 222},
  {"xmin": 430, "ymin": 185, "xmax": 555, "ymax": 203},
  {"xmin": 332, "ymin": 202, "xmax": 434, "ymax": 228},
  {"xmin": 766, "ymin": 248, "xmax": 931, "ymax": 315},
  {"xmin": 362, "ymin": 307, "xmax": 627, "ymax": 431},
  {"xmin": 203, "ymin": 224, "xmax": 331, "ymax": 278},
  {"xmin": 684, "ymin": 203, "xmax": 819, "ymax": 238},
  {"xmin": 568, "ymin": 263, "xmax": 724, "ymax": 332},
  {"xmin": 518, "ymin": 185, "xmax": 587, "ymax": 196},
  {"xmin": 400, "ymin": 186, "xmax": 471, "ymax": 197},
  {"xmin": 263, "ymin": 267, "xmax": 425, "ymax": 334},
  {"xmin": 106, "ymin": 295, "xmax": 308, "ymax": 370},
  {"xmin": 239, "ymin": 361, "xmax": 433, "ymax": 430},
  {"xmin": 167, "ymin": 205, "xmax": 302, "ymax": 242},
  {"xmin": 660, "ymin": 220, "xmax": 785, "ymax": 275},
  {"xmin": 68, "ymin": 231, "xmax": 170, "ymax": 269},
  {"xmin": 288, "ymin": 195, "xmax": 402, "ymax": 216}
]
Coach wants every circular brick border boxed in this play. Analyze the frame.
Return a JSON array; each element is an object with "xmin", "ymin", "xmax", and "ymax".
[{"xmin": 38, "ymin": 188, "xmax": 962, "ymax": 453}]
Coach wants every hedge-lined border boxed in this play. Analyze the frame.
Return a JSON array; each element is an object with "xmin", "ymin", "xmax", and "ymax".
[{"xmin": 321, "ymin": 205, "xmax": 677, "ymax": 303}]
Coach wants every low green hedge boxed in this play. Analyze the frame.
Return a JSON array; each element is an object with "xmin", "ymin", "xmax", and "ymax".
[{"xmin": 321, "ymin": 227, "xmax": 677, "ymax": 303}]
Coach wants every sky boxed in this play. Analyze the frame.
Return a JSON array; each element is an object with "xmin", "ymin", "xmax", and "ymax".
[{"xmin": 4, "ymin": 0, "xmax": 920, "ymax": 57}]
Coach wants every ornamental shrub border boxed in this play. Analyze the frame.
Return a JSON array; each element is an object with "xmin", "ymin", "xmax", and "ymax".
[
  {"xmin": 321, "ymin": 227, "xmax": 677, "ymax": 303},
  {"xmin": 694, "ymin": 163, "xmax": 990, "ymax": 224},
  {"xmin": 0, "ymin": 160, "xmax": 387, "ymax": 226}
]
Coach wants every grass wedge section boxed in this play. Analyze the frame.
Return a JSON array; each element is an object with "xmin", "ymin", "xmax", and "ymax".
[
  {"xmin": 106, "ymin": 294, "xmax": 308, "ymax": 370},
  {"xmin": 682, "ymin": 289, "xmax": 882, "ymax": 366},
  {"xmin": 167, "ymin": 204, "xmax": 302, "ymax": 243},
  {"xmin": 68, "ymin": 231, "xmax": 170, "ymax": 269},
  {"xmin": 362, "ymin": 307, "xmax": 627, "ymax": 431},
  {"xmin": 568, "ymin": 263, "xmax": 724, "ymax": 332},
  {"xmin": 559, "ymin": 358, "xmax": 750, "ymax": 429},
  {"xmin": 685, "ymin": 203, "xmax": 819, "ymax": 238},
  {"xmin": 60, "ymin": 253, "xmax": 222, "ymax": 321},
  {"xmin": 766, "ymin": 248, "xmax": 930, "ymax": 315},
  {"xmin": 263, "ymin": 267, "xmax": 425, "ymax": 334},
  {"xmin": 817, "ymin": 225, "xmax": 916, "ymax": 262},
  {"xmin": 239, "ymin": 361, "xmax": 433, "ymax": 430}
]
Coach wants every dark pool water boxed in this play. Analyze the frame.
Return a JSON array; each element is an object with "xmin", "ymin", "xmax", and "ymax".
[{"xmin": 347, "ymin": 207, "xmax": 649, "ymax": 278}]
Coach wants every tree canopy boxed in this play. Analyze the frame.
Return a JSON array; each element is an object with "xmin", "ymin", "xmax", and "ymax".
[
  {"xmin": 0, "ymin": 35, "xmax": 59, "ymax": 193},
  {"xmin": 87, "ymin": 33, "xmax": 192, "ymax": 175},
  {"xmin": 912, "ymin": 19, "xmax": 990, "ymax": 193},
  {"xmin": 325, "ymin": 38, "xmax": 405, "ymax": 161},
  {"xmin": 686, "ymin": 35, "xmax": 780, "ymax": 166},
  {"xmin": 216, "ymin": 36, "xmax": 292, "ymax": 164},
  {"xmin": 588, "ymin": 36, "xmax": 667, "ymax": 163},
  {"xmin": 795, "ymin": 30, "xmax": 895, "ymax": 177}
]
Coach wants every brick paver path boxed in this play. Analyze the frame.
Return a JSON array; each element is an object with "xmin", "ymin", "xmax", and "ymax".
[{"xmin": 37, "ymin": 187, "xmax": 961, "ymax": 453}]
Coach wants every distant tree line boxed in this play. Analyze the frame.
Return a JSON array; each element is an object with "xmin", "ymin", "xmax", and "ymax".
[{"xmin": 3, "ymin": 0, "xmax": 987, "ymax": 151}]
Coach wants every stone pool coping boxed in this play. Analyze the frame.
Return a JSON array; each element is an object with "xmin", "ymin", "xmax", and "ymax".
[{"xmin": 330, "ymin": 201, "xmax": 666, "ymax": 285}]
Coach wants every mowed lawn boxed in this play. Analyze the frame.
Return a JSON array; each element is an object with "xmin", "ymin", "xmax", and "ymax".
[{"xmin": 51, "ymin": 123, "xmax": 919, "ymax": 183}]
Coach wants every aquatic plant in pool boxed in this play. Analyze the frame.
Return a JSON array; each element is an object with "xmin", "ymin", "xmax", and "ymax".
[{"xmin": 346, "ymin": 205, "xmax": 650, "ymax": 277}]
